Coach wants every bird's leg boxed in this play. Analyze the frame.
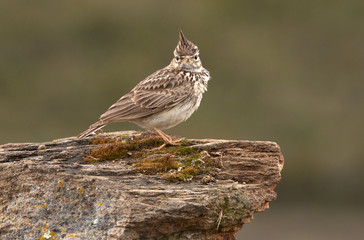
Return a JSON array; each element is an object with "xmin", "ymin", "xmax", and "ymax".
[
  {"xmin": 153, "ymin": 127, "xmax": 172, "ymax": 142},
  {"xmin": 153, "ymin": 128, "xmax": 184, "ymax": 148}
]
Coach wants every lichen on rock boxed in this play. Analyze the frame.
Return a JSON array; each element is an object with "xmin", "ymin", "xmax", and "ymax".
[{"xmin": 0, "ymin": 131, "xmax": 283, "ymax": 240}]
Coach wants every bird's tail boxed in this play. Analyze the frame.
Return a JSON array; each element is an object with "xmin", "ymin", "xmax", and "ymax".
[{"xmin": 77, "ymin": 122, "xmax": 106, "ymax": 139}]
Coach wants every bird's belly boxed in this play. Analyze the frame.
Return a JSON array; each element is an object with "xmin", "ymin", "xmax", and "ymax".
[{"xmin": 132, "ymin": 95, "xmax": 202, "ymax": 130}]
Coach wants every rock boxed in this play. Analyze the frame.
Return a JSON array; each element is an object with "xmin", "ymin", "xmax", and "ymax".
[{"xmin": 0, "ymin": 131, "xmax": 284, "ymax": 240}]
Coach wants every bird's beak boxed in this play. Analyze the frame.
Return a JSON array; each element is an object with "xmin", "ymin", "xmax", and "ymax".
[
  {"xmin": 181, "ymin": 57, "xmax": 194, "ymax": 70},
  {"xmin": 182, "ymin": 57, "xmax": 193, "ymax": 64}
]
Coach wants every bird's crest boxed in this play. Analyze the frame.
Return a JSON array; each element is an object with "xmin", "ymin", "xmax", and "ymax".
[{"xmin": 174, "ymin": 29, "xmax": 199, "ymax": 56}]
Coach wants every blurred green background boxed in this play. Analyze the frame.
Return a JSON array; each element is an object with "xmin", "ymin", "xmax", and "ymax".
[{"xmin": 1, "ymin": 1, "xmax": 363, "ymax": 239}]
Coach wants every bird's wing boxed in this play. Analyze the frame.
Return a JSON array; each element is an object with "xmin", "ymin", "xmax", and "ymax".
[{"xmin": 99, "ymin": 68, "xmax": 192, "ymax": 124}]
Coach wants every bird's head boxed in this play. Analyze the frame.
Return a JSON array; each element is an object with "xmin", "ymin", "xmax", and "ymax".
[{"xmin": 170, "ymin": 30, "xmax": 202, "ymax": 72}]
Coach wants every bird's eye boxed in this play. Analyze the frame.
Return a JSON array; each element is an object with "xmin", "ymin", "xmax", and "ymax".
[
  {"xmin": 194, "ymin": 55, "xmax": 198, "ymax": 60},
  {"xmin": 175, "ymin": 56, "xmax": 180, "ymax": 62}
]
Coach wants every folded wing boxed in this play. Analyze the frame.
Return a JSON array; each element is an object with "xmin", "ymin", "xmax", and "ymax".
[{"xmin": 99, "ymin": 69, "xmax": 192, "ymax": 124}]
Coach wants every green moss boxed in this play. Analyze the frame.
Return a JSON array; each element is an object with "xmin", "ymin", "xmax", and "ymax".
[
  {"xmin": 83, "ymin": 135, "xmax": 216, "ymax": 182},
  {"xmin": 140, "ymin": 138, "xmax": 165, "ymax": 148},
  {"xmin": 183, "ymin": 152, "xmax": 204, "ymax": 165},
  {"xmin": 132, "ymin": 145, "xmax": 214, "ymax": 182},
  {"xmin": 162, "ymin": 166, "xmax": 200, "ymax": 181},
  {"xmin": 134, "ymin": 156, "xmax": 179, "ymax": 174},
  {"xmin": 201, "ymin": 175, "xmax": 216, "ymax": 184},
  {"xmin": 179, "ymin": 139, "xmax": 193, "ymax": 146},
  {"xmin": 83, "ymin": 137, "xmax": 164, "ymax": 163},
  {"xmin": 175, "ymin": 146, "xmax": 200, "ymax": 156}
]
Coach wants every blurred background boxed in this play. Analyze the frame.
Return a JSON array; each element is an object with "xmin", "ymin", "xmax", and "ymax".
[{"xmin": 1, "ymin": 1, "xmax": 363, "ymax": 239}]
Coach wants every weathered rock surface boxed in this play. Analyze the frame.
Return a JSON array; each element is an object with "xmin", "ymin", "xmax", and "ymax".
[{"xmin": 0, "ymin": 131, "xmax": 284, "ymax": 240}]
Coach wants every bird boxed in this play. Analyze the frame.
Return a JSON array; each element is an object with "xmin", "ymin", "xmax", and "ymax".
[{"xmin": 78, "ymin": 30, "xmax": 210, "ymax": 147}]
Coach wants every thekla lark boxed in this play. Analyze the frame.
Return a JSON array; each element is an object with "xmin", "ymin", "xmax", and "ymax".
[{"xmin": 78, "ymin": 30, "xmax": 210, "ymax": 148}]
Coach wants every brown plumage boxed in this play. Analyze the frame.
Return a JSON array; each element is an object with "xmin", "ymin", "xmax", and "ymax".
[{"xmin": 78, "ymin": 30, "xmax": 210, "ymax": 146}]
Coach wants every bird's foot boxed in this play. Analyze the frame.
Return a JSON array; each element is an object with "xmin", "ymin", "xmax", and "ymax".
[
  {"xmin": 169, "ymin": 137, "xmax": 185, "ymax": 144},
  {"xmin": 153, "ymin": 128, "xmax": 185, "ymax": 150},
  {"xmin": 154, "ymin": 138, "xmax": 183, "ymax": 150}
]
